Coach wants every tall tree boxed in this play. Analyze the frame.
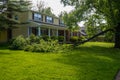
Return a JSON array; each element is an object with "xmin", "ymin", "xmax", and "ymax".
[
  {"xmin": 0, "ymin": 0, "xmax": 31, "ymax": 29},
  {"xmin": 85, "ymin": 14, "xmax": 106, "ymax": 37},
  {"xmin": 62, "ymin": 11, "xmax": 79, "ymax": 32},
  {"xmin": 61, "ymin": 0, "xmax": 120, "ymax": 48},
  {"xmin": 34, "ymin": 0, "xmax": 56, "ymax": 17},
  {"xmin": 36, "ymin": 0, "xmax": 45, "ymax": 12},
  {"xmin": 0, "ymin": 0, "xmax": 31, "ymax": 39},
  {"xmin": 42, "ymin": 7, "xmax": 56, "ymax": 17}
]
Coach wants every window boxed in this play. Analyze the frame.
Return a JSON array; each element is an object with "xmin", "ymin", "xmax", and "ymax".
[
  {"xmin": 46, "ymin": 16, "xmax": 53, "ymax": 23},
  {"xmin": 33, "ymin": 13, "xmax": 42, "ymax": 21},
  {"xmin": 59, "ymin": 19, "xmax": 64, "ymax": 26},
  {"xmin": 15, "ymin": 15, "xmax": 18, "ymax": 20}
]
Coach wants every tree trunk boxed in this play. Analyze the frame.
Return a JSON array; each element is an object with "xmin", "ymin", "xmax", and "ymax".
[
  {"xmin": 114, "ymin": 23, "xmax": 120, "ymax": 48},
  {"xmin": 7, "ymin": 28, "xmax": 12, "ymax": 41}
]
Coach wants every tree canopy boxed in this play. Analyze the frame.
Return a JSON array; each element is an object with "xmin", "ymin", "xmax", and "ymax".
[
  {"xmin": 0, "ymin": 0, "xmax": 31, "ymax": 31},
  {"xmin": 61, "ymin": 0, "xmax": 120, "ymax": 48},
  {"xmin": 33, "ymin": 0, "xmax": 56, "ymax": 17},
  {"xmin": 61, "ymin": 0, "xmax": 120, "ymax": 27}
]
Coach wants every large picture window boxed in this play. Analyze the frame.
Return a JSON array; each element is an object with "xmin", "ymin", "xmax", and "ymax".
[
  {"xmin": 46, "ymin": 16, "xmax": 53, "ymax": 23},
  {"xmin": 33, "ymin": 13, "xmax": 42, "ymax": 21}
]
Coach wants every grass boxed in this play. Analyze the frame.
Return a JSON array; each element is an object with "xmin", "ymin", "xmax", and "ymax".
[{"xmin": 0, "ymin": 42, "xmax": 120, "ymax": 80}]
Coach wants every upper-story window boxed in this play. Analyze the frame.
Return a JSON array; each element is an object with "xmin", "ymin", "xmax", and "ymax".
[
  {"xmin": 46, "ymin": 16, "xmax": 53, "ymax": 23},
  {"xmin": 59, "ymin": 19, "xmax": 64, "ymax": 26},
  {"xmin": 33, "ymin": 13, "xmax": 42, "ymax": 21}
]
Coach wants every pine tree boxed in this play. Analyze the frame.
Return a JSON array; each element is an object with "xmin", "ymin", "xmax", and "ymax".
[
  {"xmin": 0, "ymin": 0, "xmax": 31, "ymax": 29},
  {"xmin": 0, "ymin": 0, "xmax": 31, "ymax": 40}
]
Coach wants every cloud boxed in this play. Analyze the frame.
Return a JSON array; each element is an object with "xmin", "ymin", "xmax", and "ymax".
[{"xmin": 31, "ymin": 0, "xmax": 74, "ymax": 16}]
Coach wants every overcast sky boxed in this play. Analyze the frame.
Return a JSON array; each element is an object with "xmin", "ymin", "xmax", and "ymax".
[
  {"xmin": 31, "ymin": 0, "xmax": 74, "ymax": 16},
  {"xmin": 30, "ymin": 0, "xmax": 84, "ymax": 27}
]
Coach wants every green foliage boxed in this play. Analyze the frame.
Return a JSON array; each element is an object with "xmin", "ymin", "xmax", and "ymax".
[
  {"xmin": 85, "ymin": 14, "xmax": 106, "ymax": 38},
  {"xmin": 70, "ymin": 36, "xmax": 79, "ymax": 43},
  {"xmin": 62, "ymin": 11, "xmax": 79, "ymax": 31},
  {"xmin": 104, "ymin": 32, "xmax": 114, "ymax": 42},
  {"xmin": 51, "ymin": 36, "xmax": 58, "ymax": 40},
  {"xmin": 61, "ymin": 0, "xmax": 120, "ymax": 26},
  {"xmin": 61, "ymin": 0, "xmax": 120, "ymax": 47},
  {"xmin": 42, "ymin": 35, "xmax": 50, "ymax": 41},
  {"xmin": 9, "ymin": 35, "xmax": 27, "ymax": 50},
  {"xmin": 58, "ymin": 36, "xmax": 64, "ymax": 42},
  {"xmin": 8, "ymin": 38, "xmax": 16, "ymax": 44},
  {"xmin": 70, "ymin": 36, "xmax": 86, "ymax": 43},
  {"xmin": 90, "ymin": 36, "xmax": 105, "ymax": 42},
  {"xmin": 10, "ymin": 35, "xmax": 63, "ymax": 52},
  {"xmin": 31, "ymin": 39, "xmax": 60, "ymax": 52},
  {"xmin": 42, "ymin": 7, "xmax": 56, "ymax": 17},
  {"xmin": 35, "ymin": 1, "xmax": 56, "ymax": 17},
  {"xmin": 97, "ymin": 36, "xmax": 105, "ymax": 42},
  {"xmin": 0, "ymin": 0, "xmax": 31, "ymax": 30},
  {"xmin": 29, "ymin": 34, "xmax": 37, "ymax": 43},
  {"xmin": 28, "ymin": 34, "xmax": 41, "ymax": 44},
  {"xmin": 78, "ymin": 36, "xmax": 86, "ymax": 41},
  {"xmin": 24, "ymin": 39, "xmax": 62, "ymax": 52},
  {"xmin": 24, "ymin": 45, "xmax": 33, "ymax": 51}
]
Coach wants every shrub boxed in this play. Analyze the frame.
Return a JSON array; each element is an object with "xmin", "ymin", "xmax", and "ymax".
[
  {"xmin": 28, "ymin": 34, "xmax": 41, "ymax": 44},
  {"xmin": 9, "ymin": 35, "xmax": 27, "ymax": 50},
  {"xmin": 78, "ymin": 36, "xmax": 86, "ymax": 42},
  {"xmin": 24, "ymin": 45, "xmax": 33, "ymax": 51},
  {"xmin": 10, "ymin": 35, "xmax": 66, "ymax": 53},
  {"xmin": 8, "ymin": 38, "xmax": 15, "ymax": 44},
  {"xmin": 58, "ymin": 36, "xmax": 64, "ymax": 42},
  {"xmin": 51, "ymin": 36, "xmax": 58, "ymax": 40},
  {"xmin": 42, "ymin": 35, "xmax": 50, "ymax": 41},
  {"xmin": 96, "ymin": 36, "xmax": 105, "ymax": 42},
  {"xmin": 70, "ymin": 36, "xmax": 79, "ymax": 43},
  {"xmin": 25, "ymin": 39, "xmax": 61, "ymax": 52},
  {"xmin": 32, "ymin": 43, "xmax": 43, "ymax": 52},
  {"xmin": 46, "ymin": 39, "xmax": 60, "ymax": 52}
]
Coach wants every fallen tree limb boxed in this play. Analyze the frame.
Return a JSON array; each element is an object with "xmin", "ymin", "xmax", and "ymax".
[{"xmin": 74, "ymin": 29, "xmax": 114, "ymax": 46}]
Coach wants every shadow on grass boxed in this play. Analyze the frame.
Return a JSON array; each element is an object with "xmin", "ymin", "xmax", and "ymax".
[
  {"xmin": 0, "ymin": 43, "xmax": 9, "ymax": 50},
  {"xmin": 0, "ymin": 52, "xmax": 11, "ymax": 55},
  {"xmin": 54, "ymin": 45, "xmax": 120, "ymax": 80}
]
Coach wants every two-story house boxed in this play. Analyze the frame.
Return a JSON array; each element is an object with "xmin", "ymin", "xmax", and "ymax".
[{"xmin": 0, "ymin": 10, "xmax": 81, "ymax": 43}]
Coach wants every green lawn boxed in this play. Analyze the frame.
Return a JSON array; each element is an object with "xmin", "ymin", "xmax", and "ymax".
[{"xmin": 0, "ymin": 42, "xmax": 120, "ymax": 80}]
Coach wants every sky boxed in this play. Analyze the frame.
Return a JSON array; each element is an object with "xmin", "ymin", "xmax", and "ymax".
[
  {"xmin": 30, "ymin": 0, "xmax": 84, "ymax": 27},
  {"xmin": 31, "ymin": 0, "xmax": 74, "ymax": 16}
]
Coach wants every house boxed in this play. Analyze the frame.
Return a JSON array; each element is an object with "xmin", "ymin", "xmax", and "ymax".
[
  {"xmin": 80, "ymin": 27, "xmax": 87, "ymax": 36},
  {"xmin": 0, "ymin": 10, "xmax": 81, "ymax": 43}
]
